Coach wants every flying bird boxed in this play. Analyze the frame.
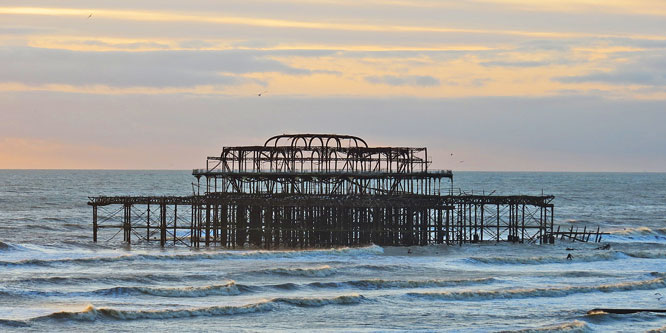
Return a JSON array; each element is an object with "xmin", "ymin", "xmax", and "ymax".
[
  {"xmin": 258, "ymin": 90, "xmax": 267, "ymax": 96},
  {"xmin": 459, "ymin": 160, "xmax": 464, "ymax": 163},
  {"xmin": 88, "ymin": 13, "xmax": 93, "ymax": 19}
]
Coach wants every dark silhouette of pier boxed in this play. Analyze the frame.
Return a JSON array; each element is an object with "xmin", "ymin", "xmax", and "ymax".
[{"xmin": 88, "ymin": 134, "xmax": 606, "ymax": 248}]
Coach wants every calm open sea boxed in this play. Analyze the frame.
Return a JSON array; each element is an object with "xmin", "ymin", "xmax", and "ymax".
[{"xmin": 1, "ymin": 171, "xmax": 665, "ymax": 332}]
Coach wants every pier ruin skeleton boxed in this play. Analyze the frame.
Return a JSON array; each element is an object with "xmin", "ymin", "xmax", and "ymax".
[{"xmin": 88, "ymin": 134, "xmax": 604, "ymax": 248}]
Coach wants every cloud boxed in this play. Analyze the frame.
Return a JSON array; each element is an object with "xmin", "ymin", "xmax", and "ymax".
[
  {"xmin": 81, "ymin": 40, "xmax": 171, "ymax": 50},
  {"xmin": 178, "ymin": 40, "xmax": 217, "ymax": 49},
  {"xmin": 480, "ymin": 60, "xmax": 549, "ymax": 67},
  {"xmin": 0, "ymin": 47, "xmax": 311, "ymax": 88},
  {"xmin": 554, "ymin": 53, "xmax": 666, "ymax": 86},
  {"xmin": 365, "ymin": 75, "xmax": 440, "ymax": 86}
]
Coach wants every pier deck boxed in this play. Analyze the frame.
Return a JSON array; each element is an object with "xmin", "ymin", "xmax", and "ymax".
[{"xmin": 88, "ymin": 193, "xmax": 575, "ymax": 248}]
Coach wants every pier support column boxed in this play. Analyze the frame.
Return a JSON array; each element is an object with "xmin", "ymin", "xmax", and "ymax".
[
  {"xmin": 92, "ymin": 205, "xmax": 98, "ymax": 243},
  {"xmin": 123, "ymin": 204, "xmax": 131, "ymax": 244},
  {"xmin": 160, "ymin": 203, "xmax": 167, "ymax": 247},
  {"xmin": 496, "ymin": 204, "xmax": 500, "ymax": 243},
  {"xmin": 205, "ymin": 204, "xmax": 211, "ymax": 247},
  {"xmin": 146, "ymin": 204, "xmax": 150, "ymax": 241},
  {"xmin": 173, "ymin": 205, "xmax": 177, "ymax": 245},
  {"xmin": 445, "ymin": 208, "xmax": 450, "ymax": 245},
  {"xmin": 436, "ymin": 208, "xmax": 443, "ymax": 244},
  {"xmin": 480, "ymin": 204, "xmax": 484, "ymax": 242}
]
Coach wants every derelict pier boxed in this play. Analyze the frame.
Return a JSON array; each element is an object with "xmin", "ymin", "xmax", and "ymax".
[{"xmin": 88, "ymin": 134, "xmax": 603, "ymax": 248}]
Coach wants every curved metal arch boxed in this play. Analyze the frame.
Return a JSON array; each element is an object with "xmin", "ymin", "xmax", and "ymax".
[{"xmin": 264, "ymin": 134, "xmax": 368, "ymax": 148}]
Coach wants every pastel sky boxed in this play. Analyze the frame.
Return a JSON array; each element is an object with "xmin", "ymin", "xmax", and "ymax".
[{"xmin": 1, "ymin": 0, "xmax": 665, "ymax": 171}]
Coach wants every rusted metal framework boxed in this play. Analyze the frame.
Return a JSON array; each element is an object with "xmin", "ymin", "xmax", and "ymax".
[
  {"xmin": 88, "ymin": 134, "xmax": 603, "ymax": 248},
  {"xmin": 193, "ymin": 134, "xmax": 447, "ymax": 196}
]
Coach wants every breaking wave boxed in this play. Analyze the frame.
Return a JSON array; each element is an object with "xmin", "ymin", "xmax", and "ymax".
[
  {"xmin": 605, "ymin": 227, "xmax": 666, "ymax": 243},
  {"xmin": 468, "ymin": 251, "xmax": 624, "ymax": 265},
  {"xmin": 35, "ymin": 294, "xmax": 365, "ymax": 321},
  {"xmin": 4, "ymin": 277, "xmax": 496, "ymax": 299},
  {"xmin": 407, "ymin": 277, "xmax": 666, "ymax": 301},
  {"xmin": 609, "ymin": 227, "xmax": 664, "ymax": 236},
  {"xmin": 502, "ymin": 320, "xmax": 591, "ymax": 332},
  {"xmin": 307, "ymin": 277, "xmax": 496, "ymax": 290},
  {"xmin": 262, "ymin": 265, "xmax": 337, "ymax": 277},
  {"xmin": 622, "ymin": 251, "xmax": 666, "ymax": 259},
  {"xmin": 0, "ymin": 241, "xmax": 25, "ymax": 252},
  {"xmin": 0, "ymin": 245, "xmax": 383, "ymax": 267},
  {"xmin": 8, "ymin": 273, "xmax": 217, "ymax": 286},
  {"xmin": 94, "ymin": 281, "xmax": 244, "ymax": 297},
  {"xmin": 0, "ymin": 319, "xmax": 31, "ymax": 328}
]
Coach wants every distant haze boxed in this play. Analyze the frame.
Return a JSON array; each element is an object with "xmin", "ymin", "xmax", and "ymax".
[{"xmin": 0, "ymin": 1, "xmax": 664, "ymax": 171}]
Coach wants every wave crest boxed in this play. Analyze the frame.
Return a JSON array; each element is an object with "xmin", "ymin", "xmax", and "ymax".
[
  {"xmin": 408, "ymin": 277, "xmax": 666, "ymax": 301},
  {"xmin": 274, "ymin": 294, "xmax": 365, "ymax": 307},
  {"xmin": 0, "ymin": 319, "xmax": 30, "ymax": 328},
  {"xmin": 265, "ymin": 265, "xmax": 337, "ymax": 277},
  {"xmin": 35, "ymin": 294, "xmax": 364, "ymax": 321},
  {"xmin": 468, "ymin": 251, "xmax": 622, "ymax": 265},
  {"xmin": 610, "ymin": 227, "xmax": 660, "ymax": 236},
  {"xmin": 309, "ymin": 277, "xmax": 495, "ymax": 290},
  {"xmin": 503, "ymin": 320, "xmax": 590, "ymax": 332},
  {"xmin": 0, "ymin": 245, "xmax": 383, "ymax": 267},
  {"xmin": 95, "ymin": 281, "xmax": 242, "ymax": 297}
]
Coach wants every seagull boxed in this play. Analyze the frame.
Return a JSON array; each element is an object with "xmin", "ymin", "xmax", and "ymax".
[
  {"xmin": 258, "ymin": 90, "xmax": 267, "ymax": 96},
  {"xmin": 88, "ymin": 13, "xmax": 93, "ymax": 19}
]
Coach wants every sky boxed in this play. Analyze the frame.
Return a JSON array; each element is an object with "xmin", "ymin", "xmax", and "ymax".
[{"xmin": 1, "ymin": 0, "xmax": 665, "ymax": 171}]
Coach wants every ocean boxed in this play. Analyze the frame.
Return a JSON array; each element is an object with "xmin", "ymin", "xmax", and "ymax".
[{"xmin": 1, "ymin": 170, "xmax": 665, "ymax": 332}]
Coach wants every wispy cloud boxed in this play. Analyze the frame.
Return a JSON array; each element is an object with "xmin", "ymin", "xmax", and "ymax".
[
  {"xmin": 365, "ymin": 75, "xmax": 440, "ymax": 87},
  {"xmin": 480, "ymin": 60, "xmax": 549, "ymax": 67},
  {"xmin": 0, "ymin": 47, "xmax": 310, "ymax": 88},
  {"xmin": 555, "ymin": 53, "xmax": 666, "ymax": 87},
  {"xmin": 2, "ymin": 7, "xmax": 665, "ymax": 40}
]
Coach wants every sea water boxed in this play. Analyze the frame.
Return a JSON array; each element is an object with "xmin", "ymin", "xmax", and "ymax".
[{"xmin": 0, "ymin": 170, "xmax": 665, "ymax": 332}]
